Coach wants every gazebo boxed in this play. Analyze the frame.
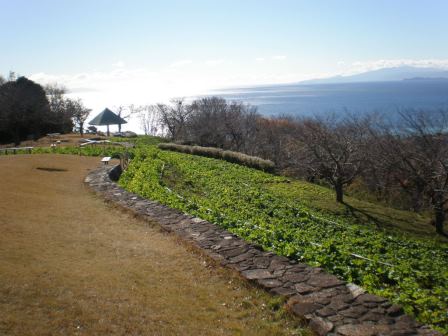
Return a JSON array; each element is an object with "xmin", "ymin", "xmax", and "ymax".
[{"xmin": 88, "ymin": 108, "xmax": 127, "ymax": 136}]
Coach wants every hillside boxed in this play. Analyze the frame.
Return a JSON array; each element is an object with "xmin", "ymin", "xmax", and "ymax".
[
  {"xmin": 2, "ymin": 136, "xmax": 446, "ymax": 332},
  {"xmin": 119, "ymin": 145, "xmax": 448, "ymax": 333}
]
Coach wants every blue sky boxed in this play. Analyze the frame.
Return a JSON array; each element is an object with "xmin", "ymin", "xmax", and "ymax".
[{"xmin": 1, "ymin": 0, "xmax": 448, "ymax": 117}]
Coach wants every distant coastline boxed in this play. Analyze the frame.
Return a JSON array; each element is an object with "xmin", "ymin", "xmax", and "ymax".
[{"xmin": 403, "ymin": 77, "xmax": 448, "ymax": 81}]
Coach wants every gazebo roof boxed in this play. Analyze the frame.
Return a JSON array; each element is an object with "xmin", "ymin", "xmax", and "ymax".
[{"xmin": 89, "ymin": 108, "xmax": 127, "ymax": 126}]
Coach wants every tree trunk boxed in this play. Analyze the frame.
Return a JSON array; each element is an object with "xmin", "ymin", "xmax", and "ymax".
[
  {"xmin": 434, "ymin": 207, "xmax": 445, "ymax": 235},
  {"xmin": 335, "ymin": 182, "xmax": 344, "ymax": 203},
  {"xmin": 118, "ymin": 123, "xmax": 122, "ymax": 133}
]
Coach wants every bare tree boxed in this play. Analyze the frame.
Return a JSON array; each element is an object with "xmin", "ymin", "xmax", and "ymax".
[
  {"xmin": 157, "ymin": 99, "xmax": 191, "ymax": 140},
  {"xmin": 113, "ymin": 105, "xmax": 140, "ymax": 133},
  {"xmin": 177, "ymin": 97, "xmax": 262, "ymax": 151},
  {"xmin": 187, "ymin": 97, "xmax": 231, "ymax": 147},
  {"xmin": 139, "ymin": 105, "xmax": 160, "ymax": 135},
  {"xmin": 66, "ymin": 98, "xmax": 91, "ymax": 137},
  {"xmin": 223, "ymin": 101, "xmax": 259, "ymax": 151},
  {"xmin": 297, "ymin": 115, "xmax": 371, "ymax": 203},
  {"xmin": 373, "ymin": 110, "xmax": 448, "ymax": 235},
  {"xmin": 251, "ymin": 116, "xmax": 300, "ymax": 170},
  {"xmin": 45, "ymin": 84, "xmax": 73, "ymax": 133}
]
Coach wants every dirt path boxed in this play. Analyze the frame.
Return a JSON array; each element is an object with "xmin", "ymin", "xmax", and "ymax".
[{"xmin": 0, "ymin": 155, "xmax": 305, "ymax": 336}]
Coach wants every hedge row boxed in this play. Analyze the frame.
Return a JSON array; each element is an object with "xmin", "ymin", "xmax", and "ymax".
[{"xmin": 157, "ymin": 143, "xmax": 275, "ymax": 172}]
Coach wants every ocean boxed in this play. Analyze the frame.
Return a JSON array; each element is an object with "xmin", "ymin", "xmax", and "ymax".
[{"xmin": 211, "ymin": 79, "xmax": 448, "ymax": 118}]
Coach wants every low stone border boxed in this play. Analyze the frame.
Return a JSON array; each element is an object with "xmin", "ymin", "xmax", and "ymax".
[{"xmin": 85, "ymin": 165, "xmax": 440, "ymax": 336}]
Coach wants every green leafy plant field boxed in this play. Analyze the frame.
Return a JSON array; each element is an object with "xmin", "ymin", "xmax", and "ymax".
[
  {"xmin": 119, "ymin": 146, "xmax": 448, "ymax": 333},
  {"xmin": 111, "ymin": 135, "xmax": 167, "ymax": 146},
  {"xmin": 31, "ymin": 145, "xmax": 123, "ymax": 157}
]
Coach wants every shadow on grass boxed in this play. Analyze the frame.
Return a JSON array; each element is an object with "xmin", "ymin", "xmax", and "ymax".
[
  {"xmin": 343, "ymin": 201, "xmax": 448, "ymax": 239},
  {"xmin": 342, "ymin": 202, "xmax": 389, "ymax": 229},
  {"xmin": 36, "ymin": 167, "xmax": 68, "ymax": 172}
]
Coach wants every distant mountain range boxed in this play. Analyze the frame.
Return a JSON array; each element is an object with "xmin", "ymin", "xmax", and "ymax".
[{"xmin": 300, "ymin": 66, "xmax": 448, "ymax": 85}]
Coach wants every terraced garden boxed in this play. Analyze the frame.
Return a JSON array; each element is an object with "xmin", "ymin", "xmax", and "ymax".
[{"xmin": 118, "ymin": 146, "xmax": 448, "ymax": 334}]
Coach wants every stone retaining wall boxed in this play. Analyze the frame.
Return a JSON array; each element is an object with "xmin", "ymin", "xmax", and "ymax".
[{"xmin": 84, "ymin": 165, "xmax": 441, "ymax": 336}]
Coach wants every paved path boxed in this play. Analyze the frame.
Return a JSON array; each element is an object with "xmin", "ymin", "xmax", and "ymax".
[{"xmin": 0, "ymin": 155, "xmax": 304, "ymax": 336}]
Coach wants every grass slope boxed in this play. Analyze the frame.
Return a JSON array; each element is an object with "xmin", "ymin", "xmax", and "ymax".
[
  {"xmin": 269, "ymin": 180, "xmax": 444, "ymax": 240},
  {"xmin": 119, "ymin": 146, "xmax": 448, "ymax": 334}
]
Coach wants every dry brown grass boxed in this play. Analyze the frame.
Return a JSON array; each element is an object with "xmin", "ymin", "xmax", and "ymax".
[
  {"xmin": 0, "ymin": 133, "xmax": 102, "ymax": 149},
  {"xmin": 158, "ymin": 143, "xmax": 275, "ymax": 172},
  {"xmin": 0, "ymin": 154, "xmax": 307, "ymax": 336}
]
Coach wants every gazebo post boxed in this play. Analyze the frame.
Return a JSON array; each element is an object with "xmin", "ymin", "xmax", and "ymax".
[{"xmin": 107, "ymin": 125, "xmax": 110, "ymax": 137}]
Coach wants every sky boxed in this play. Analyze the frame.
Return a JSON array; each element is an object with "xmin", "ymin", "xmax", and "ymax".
[{"xmin": 1, "ymin": 0, "xmax": 448, "ymax": 132}]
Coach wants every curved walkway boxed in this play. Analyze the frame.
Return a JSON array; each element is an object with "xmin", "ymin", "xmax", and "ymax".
[{"xmin": 0, "ymin": 155, "xmax": 304, "ymax": 336}]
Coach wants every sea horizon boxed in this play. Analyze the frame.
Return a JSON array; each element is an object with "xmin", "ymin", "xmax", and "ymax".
[{"xmin": 206, "ymin": 79, "xmax": 448, "ymax": 119}]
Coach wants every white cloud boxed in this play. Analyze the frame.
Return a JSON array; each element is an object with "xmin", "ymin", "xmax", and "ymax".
[
  {"xmin": 28, "ymin": 65, "xmax": 218, "ymax": 111},
  {"xmin": 170, "ymin": 59, "xmax": 193, "ymax": 67},
  {"xmin": 28, "ymin": 67, "xmax": 213, "ymax": 133},
  {"xmin": 272, "ymin": 55, "xmax": 287, "ymax": 61},
  {"xmin": 205, "ymin": 59, "xmax": 224, "ymax": 66},
  {"xmin": 29, "ymin": 72, "xmax": 60, "ymax": 83},
  {"xmin": 255, "ymin": 57, "xmax": 265, "ymax": 62},
  {"xmin": 347, "ymin": 59, "xmax": 448, "ymax": 74}
]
